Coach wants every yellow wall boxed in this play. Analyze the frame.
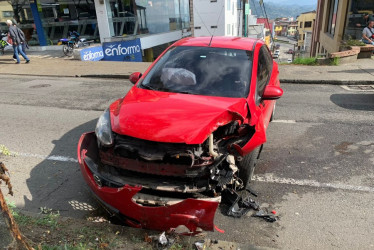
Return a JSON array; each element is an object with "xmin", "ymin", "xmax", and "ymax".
[
  {"xmin": 318, "ymin": 0, "xmax": 349, "ymax": 54},
  {"xmin": 297, "ymin": 12, "xmax": 316, "ymax": 47},
  {"xmin": 0, "ymin": 2, "xmax": 13, "ymax": 23}
]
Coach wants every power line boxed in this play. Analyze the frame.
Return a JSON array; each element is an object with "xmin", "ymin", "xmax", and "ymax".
[
  {"xmin": 193, "ymin": 5, "xmax": 212, "ymax": 36},
  {"xmin": 212, "ymin": 4, "xmax": 225, "ymax": 37},
  {"xmin": 250, "ymin": 0, "xmax": 260, "ymax": 17},
  {"xmin": 259, "ymin": 1, "xmax": 275, "ymax": 49}
]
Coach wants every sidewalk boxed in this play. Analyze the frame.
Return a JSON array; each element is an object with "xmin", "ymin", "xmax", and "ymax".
[{"xmin": 0, "ymin": 49, "xmax": 373, "ymax": 84}]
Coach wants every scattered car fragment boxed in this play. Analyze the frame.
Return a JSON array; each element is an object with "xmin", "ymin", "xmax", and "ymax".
[{"xmin": 77, "ymin": 36, "xmax": 283, "ymax": 233}]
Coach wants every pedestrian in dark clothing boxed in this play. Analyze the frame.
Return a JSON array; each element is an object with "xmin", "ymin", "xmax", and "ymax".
[
  {"xmin": 356, "ymin": 13, "xmax": 374, "ymax": 27},
  {"xmin": 6, "ymin": 19, "xmax": 30, "ymax": 64}
]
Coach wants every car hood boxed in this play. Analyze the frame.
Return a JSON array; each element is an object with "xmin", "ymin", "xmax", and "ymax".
[{"xmin": 110, "ymin": 87, "xmax": 248, "ymax": 144}]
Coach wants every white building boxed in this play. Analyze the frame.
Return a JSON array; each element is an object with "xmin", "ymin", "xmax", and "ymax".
[{"xmin": 192, "ymin": 0, "xmax": 242, "ymax": 37}]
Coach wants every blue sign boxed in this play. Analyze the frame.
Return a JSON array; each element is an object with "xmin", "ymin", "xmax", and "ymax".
[
  {"xmin": 80, "ymin": 46, "xmax": 104, "ymax": 61},
  {"xmin": 102, "ymin": 39, "xmax": 142, "ymax": 62}
]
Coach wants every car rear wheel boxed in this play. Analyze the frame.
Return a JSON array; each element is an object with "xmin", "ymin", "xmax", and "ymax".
[{"xmin": 237, "ymin": 146, "xmax": 262, "ymax": 188}]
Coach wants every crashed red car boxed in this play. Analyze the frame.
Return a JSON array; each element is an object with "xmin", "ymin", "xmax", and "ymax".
[{"xmin": 78, "ymin": 36, "xmax": 283, "ymax": 233}]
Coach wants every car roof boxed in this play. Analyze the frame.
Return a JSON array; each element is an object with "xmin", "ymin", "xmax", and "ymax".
[{"xmin": 172, "ymin": 36, "xmax": 262, "ymax": 51}]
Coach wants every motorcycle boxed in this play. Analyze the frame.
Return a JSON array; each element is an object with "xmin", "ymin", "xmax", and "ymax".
[
  {"xmin": 0, "ymin": 32, "xmax": 11, "ymax": 55},
  {"xmin": 60, "ymin": 31, "xmax": 92, "ymax": 56}
]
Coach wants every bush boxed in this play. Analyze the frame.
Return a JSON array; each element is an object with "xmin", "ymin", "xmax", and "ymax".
[
  {"xmin": 292, "ymin": 57, "xmax": 318, "ymax": 65},
  {"xmin": 330, "ymin": 57, "xmax": 339, "ymax": 66}
]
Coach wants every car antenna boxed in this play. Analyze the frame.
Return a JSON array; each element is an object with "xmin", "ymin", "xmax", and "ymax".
[
  {"xmin": 209, "ymin": 4, "xmax": 225, "ymax": 46},
  {"xmin": 209, "ymin": 35, "xmax": 214, "ymax": 46}
]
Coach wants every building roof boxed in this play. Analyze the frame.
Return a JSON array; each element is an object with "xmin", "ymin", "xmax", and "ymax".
[
  {"xmin": 173, "ymin": 36, "xmax": 263, "ymax": 51},
  {"xmin": 256, "ymin": 18, "xmax": 274, "ymax": 32}
]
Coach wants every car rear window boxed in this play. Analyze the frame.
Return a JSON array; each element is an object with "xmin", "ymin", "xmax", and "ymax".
[{"xmin": 140, "ymin": 46, "xmax": 253, "ymax": 98}]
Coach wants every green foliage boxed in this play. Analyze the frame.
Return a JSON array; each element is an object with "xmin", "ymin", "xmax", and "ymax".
[
  {"xmin": 292, "ymin": 57, "xmax": 318, "ymax": 65},
  {"xmin": 330, "ymin": 57, "xmax": 339, "ymax": 66},
  {"xmin": 344, "ymin": 39, "xmax": 366, "ymax": 46},
  {"xmin": 39, "ymin": 243, "xmax": 87, "ymax": 250},
  {"xmin": 0, "ymin": 145, "xmax": 13, "ymax": 156}
]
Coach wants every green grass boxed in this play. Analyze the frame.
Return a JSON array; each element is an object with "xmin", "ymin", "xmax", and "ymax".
[
  {"xmin": 39, "ymin": 243, "xmax": 88, "ymax": 250},
  {"xmin": 292, "ymin": 57, "xmax": 318, "ymax": 65},
  {"xmin": 330, "ymin": 57, "xmax": 339, "ymax": 66}
]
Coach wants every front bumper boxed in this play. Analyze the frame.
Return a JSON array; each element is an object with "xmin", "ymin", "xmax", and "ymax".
[{"xmin": 77, "ymin": 132, "xmax": 219, "ymax": 232}]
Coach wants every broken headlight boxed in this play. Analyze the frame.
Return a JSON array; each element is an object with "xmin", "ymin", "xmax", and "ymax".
[{"xmin": 95, "ymin": 108, "xmax": 113, "ymax": 146}]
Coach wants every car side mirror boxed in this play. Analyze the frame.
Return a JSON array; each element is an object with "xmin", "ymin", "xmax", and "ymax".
[
  {"xmin": 262, "ymin": 85, "xmax": 283, "ymax": 100},
  {"xmin": 129, "ymin": 72, "xmax": 142, "ymax": 85}
]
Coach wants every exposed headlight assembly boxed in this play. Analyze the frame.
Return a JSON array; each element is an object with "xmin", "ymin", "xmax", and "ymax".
[{"xmin": 95, "ymin": 109, "xmax": 113, "ymax": 146}]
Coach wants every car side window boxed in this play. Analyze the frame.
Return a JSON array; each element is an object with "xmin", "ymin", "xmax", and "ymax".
[{"xmin": 256, "ymin": 46, "xmax": 273, "ymax": 105}]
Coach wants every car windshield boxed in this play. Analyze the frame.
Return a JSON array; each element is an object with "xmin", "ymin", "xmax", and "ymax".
[{"xmin": 140, "ymin": 46, "xmax": 253, "ymax": 98}]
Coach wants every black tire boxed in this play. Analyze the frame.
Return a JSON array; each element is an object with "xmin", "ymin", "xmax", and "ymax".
[
  {"xmin": 63, "ymin": 43, "xmax": 74, "ymax": 56},
  {"xmin": 270, "ymin": 102, "xmax": 276, "ymax": 122},
  {"xmin": 237, "ymin": 146, "xmax": 262, "ymax": 188}
]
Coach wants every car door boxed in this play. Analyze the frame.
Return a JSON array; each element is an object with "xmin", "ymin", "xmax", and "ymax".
[{"xmin": 256, "ymin": 45, "xmax": 274, "ymax": 129}]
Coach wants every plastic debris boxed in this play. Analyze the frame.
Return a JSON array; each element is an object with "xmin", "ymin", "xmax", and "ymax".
[
  {"xmin": 194, "ymin": 240, "xmax": 205, "ymax": 250},
  {"xmin": 214, "ymin": 225, "xmax": 225, "ymax": 234},
  {"xmin": 222, "ymin": 189, "xmax": 260, "ymax": 218},
  {"xmin": 159, "ymin": 232, "xmax": 168, "ymax": 246},
  {"xmin": 253, "ymin": 210, "xmax": 277, "ymax": 222}
]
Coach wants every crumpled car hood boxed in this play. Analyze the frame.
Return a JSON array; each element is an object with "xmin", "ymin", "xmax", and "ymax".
[{"xmin": 110, "ymin": 87, "xmax": 248, "ymax": 144}]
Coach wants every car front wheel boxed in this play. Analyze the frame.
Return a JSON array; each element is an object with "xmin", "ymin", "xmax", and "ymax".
[{"xmin": 237, "ymin": 146, "xmax": 262, "ymax": 188}]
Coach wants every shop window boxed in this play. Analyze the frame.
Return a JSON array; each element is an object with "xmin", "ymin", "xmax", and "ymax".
[
  {"xmin": 344, "ymin": 0, "xmax": 374, "ymax": 39},
  {"xmin": 326, "ymin": 0, "xmax": 339, "ymax": 36},
  {"xmin": 2, "ymin": 11, "xmax": 13, "ymax": 17},
  {"xmin": 227, "ymin": 0, "xmax": 231, "ymax": 11},
  {"xmin": 305, "ymin": 21, "xmax": 312, "ymax": 28}
]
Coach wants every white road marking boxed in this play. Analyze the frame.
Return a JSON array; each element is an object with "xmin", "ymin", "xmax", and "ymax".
[
  {"xmin": 254, "ymin": 174, "xmax": 374, "ymax": 193},
  {"xmin": 272, "ymin": 120, "xmax": 297, "ymax": 124},
  {"xmin": 12, "ymin": 152, "xmax": 78, "ymax": 163}
]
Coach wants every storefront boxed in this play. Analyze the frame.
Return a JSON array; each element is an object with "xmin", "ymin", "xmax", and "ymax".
[
  {"xmin": 311, "ymin": 0, "xmax": 374, "ymax": 57},
  {"xmin": 344, "ymin": 0, "xmax": 374, "ymax": 40},
  {"xmin": 0, "ymin": 0, "xmax": 191, "ymax": 60}
]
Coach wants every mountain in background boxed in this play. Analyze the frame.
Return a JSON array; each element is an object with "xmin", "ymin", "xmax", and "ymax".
[{"xmin": 249, "ymin": 0, "xmax": 317, "ymax": 20}]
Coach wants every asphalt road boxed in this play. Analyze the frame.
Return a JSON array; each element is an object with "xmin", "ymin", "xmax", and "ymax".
[{"xmin": 0, "ymin": 75, "xmax": 374, "ymax": 249}]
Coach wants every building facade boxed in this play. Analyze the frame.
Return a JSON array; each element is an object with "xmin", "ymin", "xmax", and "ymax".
[
  {"xmin": 192, "ymin": 0, "xmax": 241, "ymax": 37},
  {"xmin": 0, "ymin": 0, "xmax": 191, "ymax": 60},
  {"xmin": 311, "ymin": 0, "xmax": 374, "ymax": 57},
  {"xmin": 296, "ymin": 10, "xmax": 316, "ymax": 53}
]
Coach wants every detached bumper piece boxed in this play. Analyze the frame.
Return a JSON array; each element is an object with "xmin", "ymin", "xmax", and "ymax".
[{"xmin": 77, "ymin": 132, "xmax": 219, "ymax": 233}]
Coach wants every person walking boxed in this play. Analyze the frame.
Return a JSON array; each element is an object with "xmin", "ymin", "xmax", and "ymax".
[
  {"xmin": 6, "ymin": 20, "xmax": 30, "ymax": 64},
  {"xmin": 362, "ymin": 20, "xmax": 374, "ymax": 45}
]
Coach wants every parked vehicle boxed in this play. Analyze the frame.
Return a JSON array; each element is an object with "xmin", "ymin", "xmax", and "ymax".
[
  {"xmin": 0, "ymin": 32, "xmax": 11, "ymax": 55},
  {"xmin": 77, "ymin": 36, "xmax": 283, "ymax": 233},
  {"xmin": 287, "ymin": 58, "xmax": 292, "ymax": 63},
  {"xmin": 287, "ymin": 49, "xmax": 294, "ymax": 54},
  {"xmin": 274, "ymin": 50, "xmax": 280, "ymax": 55},
  {"xmin": 60, "ymin": 31, "xmax": 92, "ymax": 56}
]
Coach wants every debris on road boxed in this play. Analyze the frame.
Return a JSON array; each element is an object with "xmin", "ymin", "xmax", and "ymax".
[
  {"xmin": 0, "ymin": 162, "xmax": 32, "ymax": 250},
  {"xmin": 222, "ymin": 189, "xmax": 260, "ymax": 218},
  {"xmin": 253, "ymin": 210, "xmax": 277, "ymax": 223},
  {"xmin": 0, "ymin": 162, "xmax": 13, "ymax": 196}
]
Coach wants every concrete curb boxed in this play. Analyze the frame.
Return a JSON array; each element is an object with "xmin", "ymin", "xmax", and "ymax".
[
  {"xmin": 80, "ymin": 74, "xmax": 130, "ymax": 79},
  {"xmin": 3, "ymin": 72, "xmax": 374, "ymax": 85},
  {"xmin": 280, "ymin": 79, "xmax": 374, "ymax": 85}
]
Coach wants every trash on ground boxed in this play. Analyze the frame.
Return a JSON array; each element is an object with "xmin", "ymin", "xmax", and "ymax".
[{"xmin": 253, "ymin": 209, "xmax": 277, "ymax": 222}]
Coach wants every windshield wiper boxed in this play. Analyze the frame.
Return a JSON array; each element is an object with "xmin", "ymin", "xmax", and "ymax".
[{"xmin": 140, "ymin": 83, "xmax": 157, "ymax": 91}]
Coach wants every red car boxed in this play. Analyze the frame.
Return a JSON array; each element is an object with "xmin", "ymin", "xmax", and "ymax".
[{"xmin": 78, "ymin": 37, "xmax": 283, "ymax": 233}]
